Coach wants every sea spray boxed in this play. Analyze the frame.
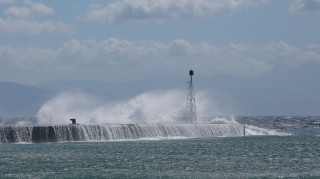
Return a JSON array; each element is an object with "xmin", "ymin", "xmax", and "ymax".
[
  {"xmin": 36, "ymin": 90, "xmax": 219, "ymax": 125},
  {"xmin": 36, "ymin": 92, "xmax": 102, "ymax": 125}
]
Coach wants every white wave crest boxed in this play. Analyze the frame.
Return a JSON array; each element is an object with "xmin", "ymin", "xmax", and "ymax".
[{"xmin": 210, "ymin": 116, "xmax": 290, "ymax": 136}]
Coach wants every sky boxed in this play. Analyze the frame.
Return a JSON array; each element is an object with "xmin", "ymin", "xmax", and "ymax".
[{"xmin": 0, "ymin": 0, "xmax": 320, "ymax": 85}]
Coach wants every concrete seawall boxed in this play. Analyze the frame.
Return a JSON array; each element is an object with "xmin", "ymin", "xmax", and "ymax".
[{"xmin": 0, "ymin": 123, "xmax": 245, "ymax": 143}]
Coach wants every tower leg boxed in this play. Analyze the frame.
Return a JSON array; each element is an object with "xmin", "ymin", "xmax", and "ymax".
[{"xmin": 185, "ymin": 70, "xmax": 197, "ymax": 123}]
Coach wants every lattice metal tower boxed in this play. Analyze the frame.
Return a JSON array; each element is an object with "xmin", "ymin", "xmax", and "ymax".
[{"xmin": 185, "ymin": 70, "xmax": 197, "ymax": 123}]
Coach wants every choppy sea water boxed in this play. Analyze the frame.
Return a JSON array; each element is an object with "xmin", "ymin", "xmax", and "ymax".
[
  {"xmin": 1, "ymin": 136, "xmax": 320, "ymax": 178},
  {"xmin": 1, "ymin": 116, "xmax": 320, "ymax": 178}
]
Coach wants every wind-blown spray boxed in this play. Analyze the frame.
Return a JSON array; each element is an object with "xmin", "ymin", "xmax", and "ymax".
[{"xmin": 36, "ymin": 90, "xmax": 219, "ymax": 125}]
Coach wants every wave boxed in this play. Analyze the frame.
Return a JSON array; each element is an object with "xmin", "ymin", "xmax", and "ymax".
[{"xmin": 210, "ymin": 116, "xmax": 291, "ymax": 136}]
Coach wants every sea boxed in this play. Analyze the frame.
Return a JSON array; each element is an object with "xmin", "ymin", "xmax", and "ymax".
[{"xmin": 1, "ymin": 116, "xmax": 320, "ymax": 178}]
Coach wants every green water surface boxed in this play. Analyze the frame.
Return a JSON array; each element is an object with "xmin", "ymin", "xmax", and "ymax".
[{"xmin": 1, "ymin": 136, "xmax": 320, "ymax": 178}]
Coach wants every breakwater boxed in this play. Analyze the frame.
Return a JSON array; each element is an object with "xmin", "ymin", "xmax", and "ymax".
[{"xmin": 0, "ymin": 123, "xmax": 245, "ymax": 143}]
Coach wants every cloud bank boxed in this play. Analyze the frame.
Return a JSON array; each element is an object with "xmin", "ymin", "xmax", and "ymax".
[
  {"xmin": 0, "ymin": 38, "xmax": 319, "ymax": 83},
  {"xmin": 0, "ymin": 0, "xmax": 72, "ymax": 35},
  {"xmin": 0, "ymin": 0, "xmax": 15, "ymax": 4},
  {"xmin": 86, "ymin": 0, "xmax": 261, "ymax": 24},
  {"xmin": 289, "ymin": 0, "xmax": 320, "ymax": 13}
]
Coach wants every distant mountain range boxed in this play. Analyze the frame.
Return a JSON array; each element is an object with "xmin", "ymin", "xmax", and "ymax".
[
  {"xmin": 198, "ymin": 62, "xmax": 320, "ymax": 115},
  {"xmin": 1, "ymin": 62, "xmax": 320, "ymax": 117},
  {"xmin": 0, "ymin": 82, "xmax": 53, "ymax": 117}
]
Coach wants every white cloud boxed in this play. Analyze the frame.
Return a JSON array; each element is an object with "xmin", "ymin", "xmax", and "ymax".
[
  {"xmin": 260, "ymin": 41, "xmax": 307, "ymax": 66},
  {"xmin": 0, "ymin": 18, "xmax": 72, "ymax": 35},
  {"xmin": 0, "ymin": 1, "xmax": 72, "ymax": 35},
  {"xmin": 0, "ymin": 45, "xmax": 56, "ymax": 70},
  {"xmin": 0, "ymin": 0, "xmax": 15, "ymax": 4},
  {"xmin": 0, "ymin": 39, "xmax": 319, "ymax": 83},
  {"xmin": 4, "ymin": 0, "xmax": 53, "ymax": 18},
  {"xmin": 86, "ymin": 0, "xmax": 262, "ymax": 24},
  {"xmin": 306, "ymin": 44, "xmax": 320, "ymax": 62},
  {"xmin": 289, "ymin": 0, "xmax": 320, "ymax": 13},
  {"xmin": 308, "ymin": 44, "xmax": 320, "ymax": 50}
]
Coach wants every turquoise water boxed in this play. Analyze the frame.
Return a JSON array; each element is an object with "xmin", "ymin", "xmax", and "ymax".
[{"xmin": 1, "ymin": 135, "xmax": 320, "ymax": 178}]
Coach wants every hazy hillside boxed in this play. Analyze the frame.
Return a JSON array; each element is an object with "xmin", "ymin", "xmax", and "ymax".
[
  {"xmin": 0, "ymin": 82, "xmax": 54, "ymax": 117},
  {"xmin": 197, "ymin": 62, "xmax": 320, "ymax": 115}
]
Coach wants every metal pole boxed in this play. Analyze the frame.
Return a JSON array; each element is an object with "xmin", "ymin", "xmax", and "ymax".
[{"xmin": 186, "ymin": 70, "xmax": 197, "ymax": 123}]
